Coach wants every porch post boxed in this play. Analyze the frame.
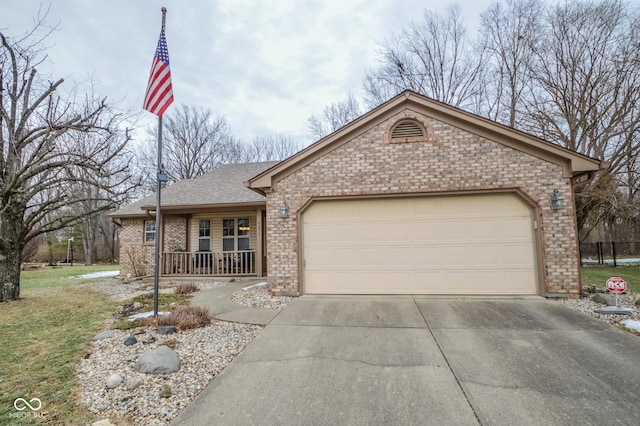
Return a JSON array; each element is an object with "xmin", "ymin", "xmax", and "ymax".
[{"xmin": 256, "ymin": 208, "xmax": 263, "ymax": 276}]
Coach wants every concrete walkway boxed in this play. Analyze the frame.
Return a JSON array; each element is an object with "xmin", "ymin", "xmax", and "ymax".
[
  {"xmin": 190, "ymin": 279, "xmax": 281, "ymax": 325},
  {"xmin": 177, "ymin": 295, "xmax": 640, "ymax": 425}
]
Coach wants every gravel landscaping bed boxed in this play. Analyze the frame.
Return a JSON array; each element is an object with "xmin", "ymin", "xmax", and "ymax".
[
  {"xmin": 561, "ymin": 290, "xmax": 640, "ymax": 332},
  {"xmin": 79, "ymin": 322, "xmax": 261, "ymax": 425},
  {"xmin": 231, "ymin": 285, "xmax": 292, "ymax": 310},
  {"xmin": 78, "ymin": 278, "xmax": 288, "ymax": 425}
]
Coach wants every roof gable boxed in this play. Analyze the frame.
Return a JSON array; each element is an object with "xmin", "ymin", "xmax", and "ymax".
[{"xmin": 247, "ymin": 91, "xmax": 605, "ymax": 193}]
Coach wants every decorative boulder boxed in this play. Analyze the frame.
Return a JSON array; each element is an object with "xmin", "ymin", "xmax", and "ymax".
[
  {"xmin": 124, "ymin": 336, "xmax": 138, "ymax": 346},
  {"xmin": 591, "ymin": 293, "xmax": 614, "ymax": 306},
  {"xmin": 125, "ymin": 376, "xmax": 145, "ymax": 390},
  {"xmin": 157, "ymin": 326, "xmax": 177, "ymax": 335},
  {"xmin": 105, "ymin": 373, "xmax": 123, "ymax": 389},
  {"xmin": 134, "ymin": 345, "xmax": 180, "ymax": 374},
  {"xmin": 93, "ymin": 330, "xmax": 116, "ymax": 341}
]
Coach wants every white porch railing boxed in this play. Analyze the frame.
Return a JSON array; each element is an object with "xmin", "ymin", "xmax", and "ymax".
[{"xmin": 162, "ymin": 251, "xmax": 256, "ymax": 276}]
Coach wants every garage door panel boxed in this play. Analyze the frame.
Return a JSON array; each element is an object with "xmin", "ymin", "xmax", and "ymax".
[{"xmin": 302, "ymin": 194, "xmax": 538, "ymax": 295}]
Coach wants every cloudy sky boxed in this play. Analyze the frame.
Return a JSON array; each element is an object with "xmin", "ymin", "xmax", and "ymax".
[{"xmin": 2, "ymin": 0, "xmax": 492, "ymax": 146}]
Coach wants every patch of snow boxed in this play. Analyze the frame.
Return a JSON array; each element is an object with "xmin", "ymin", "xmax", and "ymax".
[
  {"xmin": 621, "ymin": 319, "xmax": 640, "ymax": 333},
  {"xmin": 242, "ymin": 281, "xmax": 268, "ymax": 291},
  {"xmin": 76, "ymin": 270, "xmax": 120, "ymax": 279},
  {"xmin": 581, "ymin": 258, "xmax": 640, "ymax": 265},
  {"xmin": 128, "ymin": 311, "xmax": 170, "ymax": 321}
]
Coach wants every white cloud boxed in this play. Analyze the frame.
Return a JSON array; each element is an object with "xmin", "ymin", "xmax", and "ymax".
[{"xmin": 2, "ymin": 0, "xmax": 492, "ymax": 145}]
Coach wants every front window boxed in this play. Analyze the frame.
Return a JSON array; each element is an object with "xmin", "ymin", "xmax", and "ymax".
[
  {"xmin": 222, "ymin": 218, "xmax": 250, "ymax": 251},
  {"xmin": 144, "ymin": 220, "xmax": 156, "ymax": 243},
  {"xmin": 198, "ymin": 220, "xmax": 211, "ymax": 251}
]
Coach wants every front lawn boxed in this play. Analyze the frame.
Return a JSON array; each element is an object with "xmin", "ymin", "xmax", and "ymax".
[
  {"xmin": 580, "ymin": 265, "xmax": 640, "ymax": 293},
  {"xmin": 0, "ymin": 265, "xmax": 117, "ymax": 424}
]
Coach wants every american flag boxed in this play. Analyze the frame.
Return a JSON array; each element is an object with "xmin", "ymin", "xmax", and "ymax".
[{"xmin": 143, "ymin": 27, "xmax": 174, "ymax": 116}]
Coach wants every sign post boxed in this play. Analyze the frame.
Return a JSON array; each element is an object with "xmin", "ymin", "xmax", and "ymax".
[
  {"xmin": 606, "ymin": 277, "xmax": 627, "ymax": 308},
  {"xmin": 596, "ymin": 276, "xmax": 632, "ymax": 315}
]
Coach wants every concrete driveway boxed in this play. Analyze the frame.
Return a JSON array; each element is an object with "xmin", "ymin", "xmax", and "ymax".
[{"xmin": 173, "ymin": 297, "xmax": 640, "ymax": 425}]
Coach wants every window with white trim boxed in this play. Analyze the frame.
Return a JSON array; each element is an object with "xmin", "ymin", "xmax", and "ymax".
[
  {"xmin": 144, "ymin": 220, "xmax": 156, "ymax": 243},
  {"xmin": 222, "ymin": 218, "xmax": 250, "ymax": 251},
  {"xmin": 198, "ymin": 219, "xmax": 211, "ymax": 251}
]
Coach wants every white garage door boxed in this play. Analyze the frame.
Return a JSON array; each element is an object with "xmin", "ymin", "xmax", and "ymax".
[{"xmin": 302, "ymin": 194, "xmax": 538, "ymax": 295}]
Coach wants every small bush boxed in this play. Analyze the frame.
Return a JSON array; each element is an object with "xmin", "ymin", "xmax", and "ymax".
[
  {"xmin": 174, "ymin": 283, "xmax": 200, "ymax": 294},
  {"xmin": 157, "ymin": 305, "xmax": 211, "ymax": 330}
]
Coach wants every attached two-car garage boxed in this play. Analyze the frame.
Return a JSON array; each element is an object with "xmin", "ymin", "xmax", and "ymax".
[{"xmin": 301, "ymin": 193, "xmax": 539, "ymax": 295}]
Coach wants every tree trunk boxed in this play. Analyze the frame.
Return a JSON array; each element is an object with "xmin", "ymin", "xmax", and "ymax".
[
  {"xmin": 0, "ymin": 219, "xmax": 23, "ymax": 301},
  {"xmin": 0, "ymin": 249, "xmax": 22, "ymax": 301}
]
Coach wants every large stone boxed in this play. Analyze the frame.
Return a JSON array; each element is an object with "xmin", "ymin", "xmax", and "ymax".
[
  {"xmin": 591, "ymin": 293, "xmax": 614, "ymax": 306},
  {"xmin": 125, "ymin": 376, "xmax": 145, "ymax": 390},
  {"xmin": 157, "ymin": 326, "xmax": 177, "ymax": 335},
  {"xmin": 160, "ymin": 383, "xmax": 172, "ymax": 398},
  {"xmin": 134, "ymin": 346, "xmax": 181, "ymax": 374},
  {"xmin": 92, "ymin": 420, "xmax": 117, "ymax": 426},
  {"xmin": 124, "ymin": 336, "xmax": 138, "ymax": 346},
  {"xmin": 93, "ymin": 330, "xmax": 116, "ymax": 341},
  {"xmin": 105, "ymin": 373, "xmax": 123, "ymax": 389}
]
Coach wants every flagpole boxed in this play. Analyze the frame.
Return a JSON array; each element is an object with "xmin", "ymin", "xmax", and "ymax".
[
  {"xmin": 153, "ymin": 113, "xmax": 163, "ymax": 318},
  {"xmin": 152, "ymin": 7, "xmax": 167, "ymax": 319}
]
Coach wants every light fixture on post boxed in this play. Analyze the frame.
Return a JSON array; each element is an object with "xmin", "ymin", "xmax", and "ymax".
[
  {"xmin": 279, "ymin": 200, "xmax": 289, "ymax": 219},
  {"xmin": 550, "ymin": 189, "xmax": 563, "ymax": 210}
]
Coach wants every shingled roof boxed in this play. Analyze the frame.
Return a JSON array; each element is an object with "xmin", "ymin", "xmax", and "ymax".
[{"xmin": 111, "ymin": 161, "xmax": 278, "ymax": 218}]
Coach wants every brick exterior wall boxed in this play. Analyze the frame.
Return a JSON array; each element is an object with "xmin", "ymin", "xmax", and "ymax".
[
  {"xmin": 265, "ymin": 109, "xmax": 580, "ymax": 298},
  {"xmin": 119, "ymin": 215, "xmax": 188, "ymax": 277}
]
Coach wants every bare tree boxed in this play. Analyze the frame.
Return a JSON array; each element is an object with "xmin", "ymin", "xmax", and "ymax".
[
  {"xmin": 308, "ymin": 92, "xmax": 362, "ymax": 140},
  {"xmin": 0, "ymin": 27, "xmax": 137, "ymax": 301},
  {"xmin": 521, "ymin": 0, "xmax": 640, "ymax": 232},
  {"xmin": 241, "ymin": 134, "xmax": 302, "ymax": 162},
  {"xmin": 479, "ymin": 0, "xmax": 542, "ymax": 126},
  {"xmin": 363, "ymin": 5, "xmax": 485, "ymax": 109},
  {"xmin": 137, "ymin": 104, "xmax": 236, "ymax": 187}
]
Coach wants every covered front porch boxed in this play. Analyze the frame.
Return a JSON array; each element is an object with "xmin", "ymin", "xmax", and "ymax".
[{"xmin": 162, "ymin": 250, "xmax": 257, "ymax": 276}]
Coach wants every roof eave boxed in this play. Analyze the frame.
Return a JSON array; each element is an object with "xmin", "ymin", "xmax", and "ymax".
[{"xmin": 141, "ymin": 200, "xmax": 267, "ymax": 212}]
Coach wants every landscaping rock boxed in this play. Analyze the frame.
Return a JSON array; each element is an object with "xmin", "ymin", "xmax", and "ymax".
[
  {"xmin": 157, "ymin": 326, "xmax": 177, "ymax": 335},
  {"xmin": 124, "ymin": 336, "xmax": 137, "ymax": 346},
  {"xmin": 134, "ymin": 346, "xmax": 181, "ymax": 374},
  {"xmin": 160, "ymin": 383, "xmax": 172, "ymax": 398},
  {"xmin": 133, "ymin": 302, "xmax": 144, "ymax": 310},
  {"xmin": 125, "ymin": 377, "xmax": 144, "ymax": 391},
  {"xmin": 591, "ymin": 293, "xmax": 614, "ymax": 306},
  {"xmin": 125, "ymin": 354, "xmax": 137, "ymax": 362},
  {"xmin": 132, "ymin": 328, "xmax": 146, "ymax": 335},
  {"xmin": 92, "ymin": 420, "xmax": 117, "ymax": 426},
  {"xmin": 93, "ymin": 330, "xmax": 116, "ymax": 341},
  {"xmin": 635, "ymin": 299, "xmax": 640, "ymax": 308},
  {"xmin": 140, "ymin": 335, "xmax": 157, "ymax": 345},
  {"xmin": 105, "ymin": 373, "xmax": 122, "ymax": 389}
]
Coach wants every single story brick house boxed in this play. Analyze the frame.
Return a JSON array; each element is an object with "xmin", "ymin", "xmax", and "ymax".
[
  {"xmin": 113, "ymin": 91, "xmax": 604, "ymax": 298},
  {"xmin": 112, "ymin": 161, "xmax": 278, "ymax": 278}
]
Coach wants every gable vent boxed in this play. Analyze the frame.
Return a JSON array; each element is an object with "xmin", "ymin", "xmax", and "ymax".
[{"xmin": 391, "ymin": 121, "xmax": 424, "ymax": 138}]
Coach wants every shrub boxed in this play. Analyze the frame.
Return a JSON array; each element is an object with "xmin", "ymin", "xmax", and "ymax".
[
  {"xmin": 157, "ymin": 305, "xmax": 211, "ymax": 330},
  {"xmin": 174, "ymin": 282, "xmax": 200, "ymax": 294}
]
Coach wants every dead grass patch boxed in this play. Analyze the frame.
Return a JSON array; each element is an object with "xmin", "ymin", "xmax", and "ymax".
[
  {"xmin": 174, "ymin": 282, "xmax": 200, "ymax": 294},
  {"xmin": 155, "ymin": 306, "xmax": 211, "ymax": 330}
]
